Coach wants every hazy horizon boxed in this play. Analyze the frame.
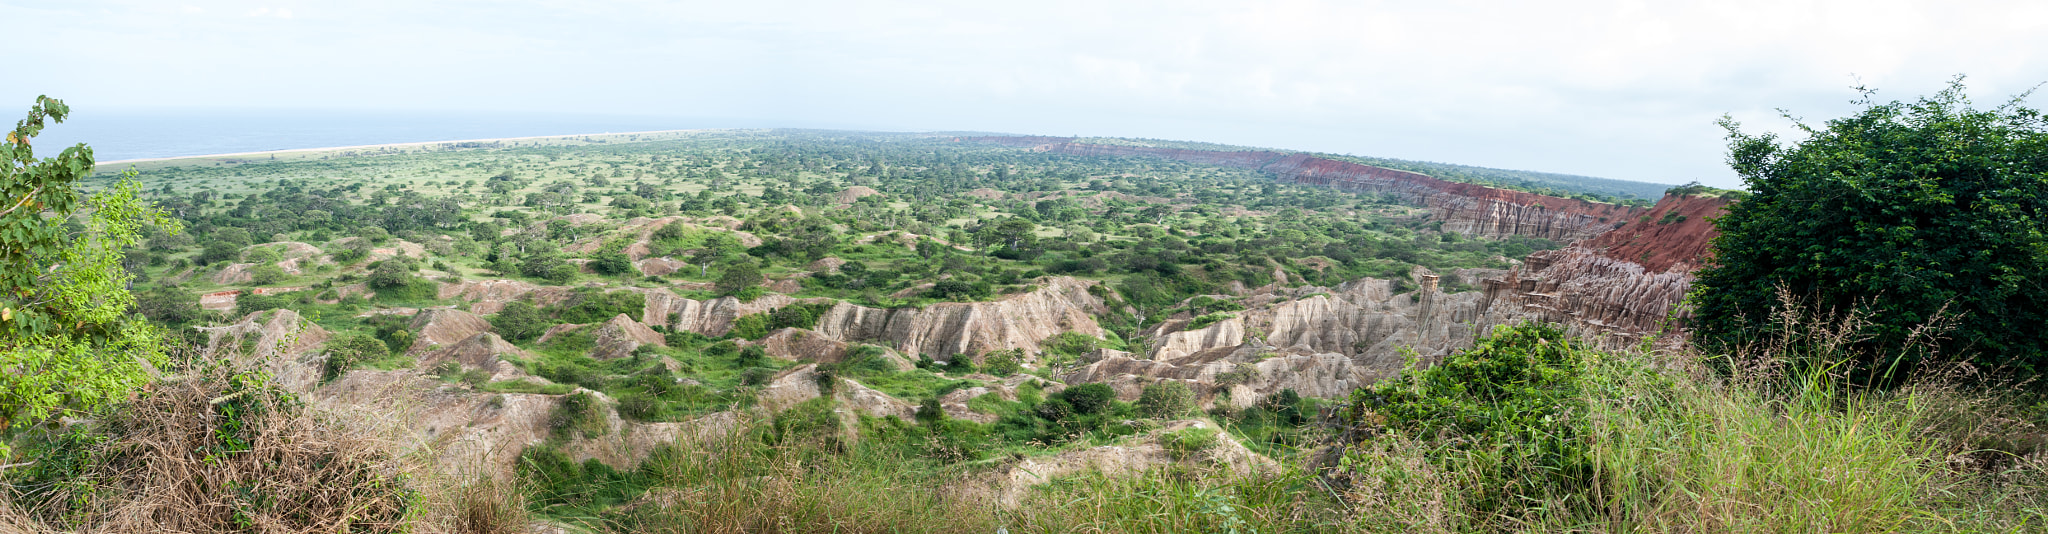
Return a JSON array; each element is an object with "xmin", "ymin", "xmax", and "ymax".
[{"xmin": 8, "ymin": 1, "xmax": 2048, "ymax": 188}]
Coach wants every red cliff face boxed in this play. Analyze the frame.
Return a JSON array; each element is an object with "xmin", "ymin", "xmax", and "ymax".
[
  {"xmin": 1581, "ymin": 194, "xmax": 1731, "ymax": 273},
  {"xmin": 1260, "ymin": 154, "xmax": 1644, "ymax": 242}
]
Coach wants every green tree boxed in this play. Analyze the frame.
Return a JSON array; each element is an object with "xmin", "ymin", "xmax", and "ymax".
[
  {"xmin": 366, "ymin": 259, "xmax": 418, "ymax": 289},
  {"xmin": 491, "ymin": 302, "xmax": 550, "ymax": 343},
  {"xmin": 249, "ymin": 264, "xmax": 288, "ymax": 286},
  {"xmin": 715, "ymin": 260, "xmax": 763, "ymax": 297},
  {"xmin": 134, "ymin": 286, "xmax": 201, "ymax": 326},
  {"xmin": 0, "ymin": 97, "xmax": 176, "ymax": 459},
  {"xmin": 1693, "ymin": 81, "xmax": 2048, "ymax": 376}
]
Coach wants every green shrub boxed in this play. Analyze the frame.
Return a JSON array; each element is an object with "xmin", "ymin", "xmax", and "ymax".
[
  {"xmin": 590, "ymin": 251, "xmax": 633, "ymax": 276},
  {"xmin": 1695, "ymin": 81, "xmax": 2048, "ymax": 377},
  {"xmin": 549, "ymin": 391, "xmax": 610, "ymax": 440},
  {"xmin": 1060, "ymin": 383, "xmax": 1117, "ymax": 415},
  {"xmin": 234, "ymin": 292, "xmax": 288, "ymax": 316},
  {"xmin": 248, "ymin": 263, "xmax": 288, "ymax": 285},
  {"xmin": 980, "ymin": 348, "xmax": 1024, "ymax": 377},
  {"xmin": 491, "ymin": 302, "xmax": 550, "ymax": 342},
  {"xmin": 1347, "ymin": 322, "xmax": 1592, "ymax": 516},
  {"xmin": 1160, "ymin": 426, "xmax": 1219, "ymax": 461},
  {"xmin": 1186, "ymin": 312, "xmax": 1235, "ymax": 330},
  {"xmin": 322, "ymin": 332, "xmax": 390, "ymax": 382},
  {"xmin": 729, "ymin": 313, "xmax": 771, "ymax": 340},
  {"xmin": 1137, "ymin": 381, "xmax": 1197, "ymax": 419}
]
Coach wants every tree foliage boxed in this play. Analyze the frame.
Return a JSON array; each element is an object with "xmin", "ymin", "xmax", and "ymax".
[
  {"xmin": 1693, "ymin": 81, "xmax": 2048, "ymax": 375},
  {"xmin": 0, "ymin": 97, "xmax": 175, "ymax": 458}
]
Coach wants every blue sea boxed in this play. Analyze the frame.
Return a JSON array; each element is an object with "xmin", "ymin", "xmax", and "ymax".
[{"xmin": 23, "ymin": 109, "xmax": 773, "ymax": 162}]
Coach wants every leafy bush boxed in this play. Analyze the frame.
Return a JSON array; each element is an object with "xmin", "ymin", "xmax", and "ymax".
[
  {"xmin": 980, "ymin": 348, "xmax": 1024, "ymax": 377},
  {"xmin": 552, "ymin": 287, "xmax": 644, "ymax": 324},
  {"xmin": 491, "ymin": 302, "xmax": 550, "ymax": 342},
  {"xmin": 1137, "ymin": 380, "xmax": 1197, "ymax": 419},
  {"xmin": 322, "ymin": 332, "xmax": 390, "ymax": 382},
  {"xmin": 1060, "ymin": 383, "xmax": 1117, "ymax": 415},
  {"xmin": 235, "ymin": 292, "xmax": 288, "ymax": 316},
  {"xmin": 1186, "ymin": 312, "xmax": 1235, "ymax": 330},
  {"xmin": 549, "ymin": 391, "xmax": 610, "ymax": 440},
  {"xmin": 365, "ymin": 259, "xmax": 418, "ymax": 289},
  {"xmin": 135, "ymin": 286, "xmax": 202, "ymax": 325},
  {"xmin": 1346, "ymin": 322, "xmax": 1593, "ymax": 515},
  {"xmin": 590, "ymin": 251, "xmax": 633, "ymax": 276},
  {"xmin": 248, "ymin": 263, "xmax": 288, "ymax": 285},
  {"xmin": 1695, "ymin": 81, "xmax": 2048, "ymax": 377},
  {"xmin": 1159, "ymin": 426, "xmax": 1219, "ymax": 461}
]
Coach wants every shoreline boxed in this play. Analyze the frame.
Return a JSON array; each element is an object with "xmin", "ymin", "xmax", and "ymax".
[{"xmin": 94, "ymin": 128, "xmax": 714, "ymax": 165}]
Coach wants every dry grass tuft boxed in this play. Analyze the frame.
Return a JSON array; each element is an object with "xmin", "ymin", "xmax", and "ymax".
[{"xmin": 2, "ymin": 361, "xmax": 418, "ymax": 533}]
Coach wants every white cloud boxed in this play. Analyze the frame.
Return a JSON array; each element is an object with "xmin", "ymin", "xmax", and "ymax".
[{"xmin": 4, "ymin": 0, "xmax": 2044, "ymax": 187}]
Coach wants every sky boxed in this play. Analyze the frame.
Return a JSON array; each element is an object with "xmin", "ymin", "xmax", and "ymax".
[{"xmin": 5, "ymin": 0, "xmax": 2047, "ymax": 188}]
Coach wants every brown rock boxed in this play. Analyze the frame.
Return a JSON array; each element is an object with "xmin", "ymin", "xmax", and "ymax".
[
  {"xmin": 834, "ymin": 186, "xmax": 881, "ymax": 204},
  {"xmin": 407, "ymin": 308, "xmax": 493, "ymax": 354},
  {"xmin": 812, "ymin": 277, "xmax": 1108, "ymax": 361},
  {"xmin": 591, "ymin": 314, "xmax": 666, "ymax": 360}
]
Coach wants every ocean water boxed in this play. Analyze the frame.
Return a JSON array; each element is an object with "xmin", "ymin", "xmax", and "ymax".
[{"xmin": 22, "ymin": 109, "xmax": 761, "ymax": 162}]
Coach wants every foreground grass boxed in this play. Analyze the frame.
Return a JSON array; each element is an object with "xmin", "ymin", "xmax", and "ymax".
[{"xmin": 538, "ymin": 334, "xmax": 2048, "ymax": 533}]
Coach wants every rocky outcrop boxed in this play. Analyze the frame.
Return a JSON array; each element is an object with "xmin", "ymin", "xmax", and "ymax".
[
  {"xmin": 806, "ymin": 257, "xmax": 847, "ymax": 273},
  {"xmin": 437, "ymin": 279, "xmax": 574, "ymax": 315},
  {"xmin": 811, "ymin": 277, "xmax": 1108, "ymax": 361},
  {"xmin": 1477, "ymin": 247, "xmax": 1694, "ymax": 339},
  {"xmin": 590, "ymin": 314, "xmax": 665, "ymax": 360},
  {"xmin": 213, "ymin": 263, "xmax": 257, "ymax": 285},
  {"xmin": 1147, "ymin": 317, "xmax": 1245, "ymax": 363},
  {"xmin": 834, "ymin": 186, "xmax": 881, "ymax": 204},
  {"xmin": 418, "ymin": 333, "xmax": 532, "ymax": 381},
  {"xmin": 407, "ymin": 308, "xmax": 493, "ymax": 354},
  {"xmin": 647, "ymin": 292, "xmax": 799, "ymax": 337},
  {"xmin": 756, "ymin": 364, "xmax": 917, "ymax": 420},
  {"xmin": 309, "ymin": 371, "xmax": 731, "ymax": 481},
  {"xmin": 635, "ymin": 257, "xmax": 688, "ymax": 277}
]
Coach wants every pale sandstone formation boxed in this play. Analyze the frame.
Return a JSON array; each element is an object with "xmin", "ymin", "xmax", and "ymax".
[
  {"xmin": 756, "ymin": 364, "xmax": 918, "ymax": 421},
  {"xmin": 369, "ymin": 239, "xmax": 426, "ymax": 261},
  {"xmin": 212, "ymin": 263, "xmax": 257, "ymax": 285},
  {"xmin": 806, "ymin": 257, "xmax": 847, "ymax": 273},
  {"xmin": 811, "ymin": 277, "xmax": 1108, "ymax": 361},
  {"xmin": 534, "ymin": 323, "xmax": 589, "ymax": 346},
  {"xmin": 645, "ymin": 292, "xmax": 800, "ymax": 337},
  {"xmin": 834, "ymin": 186, "xmax": 881, "ymax": 204},
  {"xmin": 590, "ymin": 314, "xmax": 666, "ymax": 360},
  {"xmin": 1479, "ymin": 246, "xmax": 1694, "ymax": 340},
  {"xmin": 437, "ymin": 279, "xmax": 574, "ymax": 315},
  {"xmin": 196, "ymin": 309, "xmax": 332, "ymax": 393},
  {"xmin": 406, "ymin": 308, "xmax": 494, "ymax": 354},
  {"xmin": 635, "ymin": 257, "xmax": 688, "ymax": 277},
  {"xmin": 418, "ymin": 333, "xmax": 533, "ymax": 382},
  {"xmin": 202, "ymin": 307, "xmax": 733, "ymax": 482}
]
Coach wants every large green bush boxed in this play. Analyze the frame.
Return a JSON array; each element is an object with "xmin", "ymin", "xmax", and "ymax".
[
  {"xmin": 1693, "ymin": 81, "xmax": 2048, "ymax": 376},
  {"xmin": 1347, "ymin": 322, "xmax": 1594, "ymax": 515}
]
